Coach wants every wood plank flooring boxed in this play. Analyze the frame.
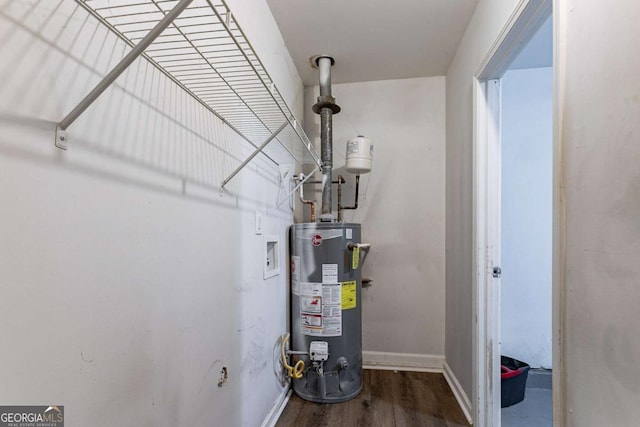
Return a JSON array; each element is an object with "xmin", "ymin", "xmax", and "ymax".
[{"xmin": 276, "ymin": 369, "xmax": 471, "ymax": 427}]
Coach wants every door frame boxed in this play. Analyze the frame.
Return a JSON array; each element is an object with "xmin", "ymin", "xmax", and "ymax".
[
  {"xmin": 471, "ymin": 0, "xmax": 556, "ymax": 426},
  {"xmin": 472, "ymin": 76, "xmax": 502, "ymax": 427}
]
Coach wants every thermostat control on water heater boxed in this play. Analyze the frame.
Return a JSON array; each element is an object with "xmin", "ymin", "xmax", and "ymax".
[{"xmin": 309, "ymin": 341, "xmax": 329, "ymax": 362}]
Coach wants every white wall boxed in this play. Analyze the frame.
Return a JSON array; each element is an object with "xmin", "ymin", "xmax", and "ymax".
[
  {"xmin": 304, "ymin": 77, "xmax": 446, "ymax": 360},
  {"xmin": 0, "ymin": 1, "xmax": 301, "ymax": 426},
  {"xmin": 558, "ymin": 1, "xmax": 640, "ymax": 424},
  {"xmin": 500, "ymin": 67, "xmax": 553, "ymax": 369},
  {"xmin": 445, "ymin": 0, "xmax": 523, "ymax": 399},
  {"xmin": 447, "ymin": 0, "xmax": 640, "ymax": 424}
]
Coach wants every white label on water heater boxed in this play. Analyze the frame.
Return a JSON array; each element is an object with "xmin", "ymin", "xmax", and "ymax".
[
  {"xmin": 295, "ymin": 282, "xmax": 321, "ymax": 297},
  {"xmin": 323, "ymin": 283, "xmax": 341, "ymax": 304},
  {"xmin": 301, "ymin": 296, "xmax": 322, "ymax": 313},
  {"xmin": 301, "ymin": 313, "xmax": 322, "ymax": 328},
  {"xmin": 300, "ymin": 283, "xmax": 342, "ymax": 337},
  {"xmin": 322, "ymin": 264, "xmax": 338, "ymax": 284},
  {"xmin": 292, "ymin": 280, "xmax": 300, "ymax": 295},
  {"xmin": 346, "ymin": 229, "xmax": 352, "ymax": 240},
  {"xmin": 320, "ymin": 284, "xmax": 342, "ymax": 336},
  {"xmin": 291, "ymin": 256, "xmax": 300, "ymax": 282}
]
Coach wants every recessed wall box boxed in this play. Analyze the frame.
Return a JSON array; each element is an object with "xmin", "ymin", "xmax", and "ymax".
[{"xmin": 264, "ymin": 235, "xmax": 280, "ymax": 279}]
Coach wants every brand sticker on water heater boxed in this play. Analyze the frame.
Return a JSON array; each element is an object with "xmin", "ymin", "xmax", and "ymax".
[{"xmin": 312, "ymin": 234, "xmax": 322, "ymax": 246}]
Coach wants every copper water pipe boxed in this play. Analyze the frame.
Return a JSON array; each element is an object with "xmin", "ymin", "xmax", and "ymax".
[
  {"xmin": 304, "ymin": 200, "xmax": 316, "ymax": 222},
  {"xmin": 341, "ymin": 174, "xmax": 360, "ymax": 214},
  {"xmin": 337, "ymin": 175, "xmax": 345, "ymax": 222},
  {"xmin": 299, "ymin": 174, "xmax": 316, "ymax": 222},
  {"xmin": 304, "ymin": 175, "xmax": 354, "ymax": 222}
]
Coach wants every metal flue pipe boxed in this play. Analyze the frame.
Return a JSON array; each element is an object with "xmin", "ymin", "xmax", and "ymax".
[
  {"xmin": 320, "ymin": 107, "xmax": 332, "ymax": 217},
  {"xmin": 319, "ymin": 57, "xmax": 332, "ymax": 97},
  {"xmin": 312, "ymin": 55, "xmax": 340, "ymax": 220}
]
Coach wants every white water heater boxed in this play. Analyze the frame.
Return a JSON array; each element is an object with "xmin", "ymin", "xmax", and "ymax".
[{"xmin": 345, "ymin": 136, "xmax": 373, "ymax": 174}]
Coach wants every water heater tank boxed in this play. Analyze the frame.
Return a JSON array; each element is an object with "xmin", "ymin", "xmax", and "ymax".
[
  {"xmin": 345, "ymin": 136, "xmax": 373, "ymax": 174},
  {"xmin": 290, "ymin": 223, "xmax": 363, "ymax": 403}
]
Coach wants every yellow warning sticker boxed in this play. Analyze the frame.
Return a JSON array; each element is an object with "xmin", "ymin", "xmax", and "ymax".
[
  {"xmin": 352, "ymin": 246, "xmax": 360, "ymax": 270},
  {"xmin": 341, "ymin": 281, "xmax": 357, "ymax": 310}
]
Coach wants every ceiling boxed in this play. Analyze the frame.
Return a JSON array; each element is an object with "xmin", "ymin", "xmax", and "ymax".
[{"xmin": 266, "ymin": 0, "xmax": 480, "ymax": 86}]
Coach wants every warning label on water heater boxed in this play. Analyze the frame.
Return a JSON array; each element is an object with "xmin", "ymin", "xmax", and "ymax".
[
  {"xmin": 301, "ymin": 296, "xmax": 322, "ymax": 313},
  {"xmin": 300, "ymin": 282, "xmax": 342, "ymax": 337},
  {"xmin": 341, "ymin": 281, "xmax": 357, "ymax": 310}
]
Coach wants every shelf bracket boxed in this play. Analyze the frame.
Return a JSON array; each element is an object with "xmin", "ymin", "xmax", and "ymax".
[
  {"xmin": 221, "ymin": 120, "xmax": 290, "ymax": 189},
  {"xmin": 55, "ymin": 125, "xmax": 68, "ymax": 150},
  {"xmin": 54, "ymin": 0, "xmax": 195, "ymax": 147}
]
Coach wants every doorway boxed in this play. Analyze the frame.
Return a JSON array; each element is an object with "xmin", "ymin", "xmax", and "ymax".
[
  {"xmin": 500, "ymin": 18, "xmax": 553, "ymax": 426},
  {"xmin": 471, "ymin": 0, "xmax": 556, "ymax": 426}
]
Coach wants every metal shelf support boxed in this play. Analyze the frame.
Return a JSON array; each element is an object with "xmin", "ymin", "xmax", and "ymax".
[
  {"xmin": 56, "ymin": 0, "xmax": 194, "ymax": 147},
  {"xmin": 59, "ymin": 0, "xmax": 322, "ymax": 187},
  {"xmin": 221, "ymin": 120, "xmax": 289, "ymax": 189}
]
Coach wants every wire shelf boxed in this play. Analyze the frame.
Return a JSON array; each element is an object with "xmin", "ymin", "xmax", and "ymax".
[{"xmin": 74, "ymin": 0, "xmax": 321, "ymax": 181}]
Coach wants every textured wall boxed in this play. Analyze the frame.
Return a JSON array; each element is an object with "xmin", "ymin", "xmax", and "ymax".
[
  {"xmin": 304, "ymin": 77, "xmax": 446, "ymax": 359},
  {"xmin": 558, "ymin": 1, "xmax": 640, "ymax": 424},
  {"xmin": 0, "ymin": 1, "xmax": 301, "ymax": 425}
]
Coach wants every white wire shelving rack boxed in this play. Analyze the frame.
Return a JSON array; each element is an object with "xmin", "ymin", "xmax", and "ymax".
[{"xmin": 55, "ymin": 0, "xmax": 321, "ymax": 189}]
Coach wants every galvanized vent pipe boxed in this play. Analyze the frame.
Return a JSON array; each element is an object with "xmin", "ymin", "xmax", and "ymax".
[{"xmin": 311, "ymin": 55, "xmax": 340, "ymax": 220}]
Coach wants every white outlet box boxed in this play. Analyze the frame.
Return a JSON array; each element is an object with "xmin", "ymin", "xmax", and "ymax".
[{"xmin": 263, "ymin": 235, "xmax": 280, "ymax": 279}]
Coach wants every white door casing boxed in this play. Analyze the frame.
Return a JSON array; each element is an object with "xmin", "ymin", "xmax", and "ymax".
[
  {"xmin": 472, "ymin": 77, "xmax": 502, "ymax": 427},
  {"xmin": 471, "ymin": 0, "xmax": 553, "ymax": 426}
]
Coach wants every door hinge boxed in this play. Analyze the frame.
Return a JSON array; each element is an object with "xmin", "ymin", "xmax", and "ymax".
[{"xmin": 492, "ymin": 266, "xmax": 502, "ymax": 278}]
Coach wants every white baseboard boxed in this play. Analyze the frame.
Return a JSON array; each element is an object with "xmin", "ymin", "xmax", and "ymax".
[
  {"xmin": 260, "ymin": 387, "xmax": 292, "ymax": 427},
  {"xmin": 443, "ymin": 361, "xmax": 473, "ymax": 425},
  {"xmin": 363, "ymin": 351, "xmax": 444, "ymax": 372}
]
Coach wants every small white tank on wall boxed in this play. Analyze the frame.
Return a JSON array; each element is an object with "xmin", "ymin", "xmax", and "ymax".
[{"xmin": 345, "ymin": 136, "xmax": 373, "ymax": 174}]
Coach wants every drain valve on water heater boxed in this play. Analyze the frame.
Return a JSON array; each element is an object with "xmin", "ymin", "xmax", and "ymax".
[{"xmin": 309, "ymin": 341, "xmax": 329, "ymax": 362}]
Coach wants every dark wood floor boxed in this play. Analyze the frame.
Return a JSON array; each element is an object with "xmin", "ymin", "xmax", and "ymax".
[{"xmin": 276, "ymin": 369, "xmax": 471, "ymax": 427}]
